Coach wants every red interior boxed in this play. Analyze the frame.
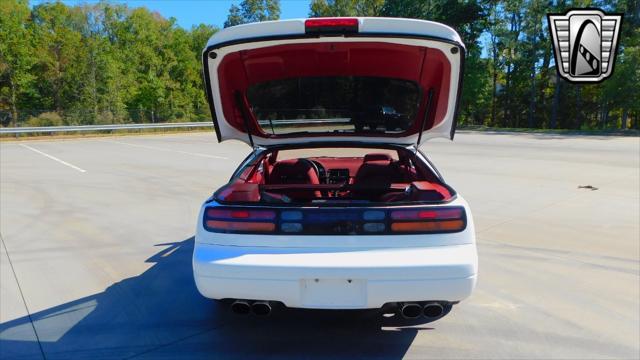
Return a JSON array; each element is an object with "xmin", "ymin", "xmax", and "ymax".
[
  {"xmin": 217, "ymin": 42, "xmax": 451, "ymax": 138},
  {"xmin": 216, "ymin": 149, "xmax": 453, "ymax": 204}
]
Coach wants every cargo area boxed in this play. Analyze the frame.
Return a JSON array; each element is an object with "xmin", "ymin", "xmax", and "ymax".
[{"xmin": 214, "ymin": 146, "xmax": 455, "ymax": 205}]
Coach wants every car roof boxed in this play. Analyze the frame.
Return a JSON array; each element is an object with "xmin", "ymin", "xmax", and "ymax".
[{"xmin": 205, "ymin": 17, "xmax": 464, "ymax": 50}]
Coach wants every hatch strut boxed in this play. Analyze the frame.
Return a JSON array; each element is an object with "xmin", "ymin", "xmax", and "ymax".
[
  {"xmin": 416, "ymin": 88, "xmax": 434, "ymax": 148},
  {"xmin": 234, "ymin": 91, "xmax": 254, "ymax": 148},
  {"xmin": 266, "ymin": 117, "xmax": 276, "ymax": 135}
]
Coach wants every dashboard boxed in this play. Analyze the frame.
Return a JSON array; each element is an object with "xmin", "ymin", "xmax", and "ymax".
[
  {"xmin": 307, "ymin": 157, "xmax": 365, "ymax": 185},
  {"xmin": 327, "ymin": 169, "xmax": 350, "ymax": 184}
]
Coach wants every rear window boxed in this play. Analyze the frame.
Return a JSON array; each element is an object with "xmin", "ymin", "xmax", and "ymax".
[
  {"xmin": 276, "ymin": 148, "xmax": 399, "ymax": 161},
  {"xmin": 246, "ymin": 76, "xmax": 421, "ymax": 135}
]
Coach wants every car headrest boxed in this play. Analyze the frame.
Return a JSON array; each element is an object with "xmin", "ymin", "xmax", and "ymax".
[{"xmin": 363, "ymin": 153, "xmax": 393, "ymax": 162}]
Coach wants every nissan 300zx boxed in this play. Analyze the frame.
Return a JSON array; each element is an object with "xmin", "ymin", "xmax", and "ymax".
[{"xmin": 193, "ymin": 17, "xmax": 477, "ymax": 321}]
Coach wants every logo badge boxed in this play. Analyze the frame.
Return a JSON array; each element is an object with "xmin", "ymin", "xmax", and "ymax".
[{"xmin": 548, "ymin": 9, "xmax": 623, "ymax": 83}]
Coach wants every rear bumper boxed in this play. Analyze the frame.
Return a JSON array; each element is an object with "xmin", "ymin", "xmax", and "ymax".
[{"xmin": 192, "ymin": 243, "xmax": 477, "ymax": 309}]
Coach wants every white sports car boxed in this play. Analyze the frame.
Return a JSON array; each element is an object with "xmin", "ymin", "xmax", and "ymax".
[{"xmin": 193, "ymin": 17, "xmax": 477, "ymax": 321}]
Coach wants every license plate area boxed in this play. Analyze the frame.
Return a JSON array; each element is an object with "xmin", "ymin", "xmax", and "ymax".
[{"xmin": 300, "ymin": 279, "xmax": 367, "ymax": 308}]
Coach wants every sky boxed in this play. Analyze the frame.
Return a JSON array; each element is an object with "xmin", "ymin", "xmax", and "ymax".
[
  {"xmin": 29, "ymin": 0, "xmax": 492, "ymax": 57},
  {"xmin": 31, "ymin": 0, "xmax": 313, "ymax": 29}
]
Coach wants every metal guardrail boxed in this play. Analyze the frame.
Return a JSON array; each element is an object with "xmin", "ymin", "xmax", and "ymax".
[
  {"xmin": 0, "ymin": 118, "xmax": 352, "ymax": 135},
  {"xmin": 257, "ymin": 118, "xmax": 350, "ymax": 125},
  {"xmin": 0, "ymin": 122, "xmax": 213, "ymax": 134}
]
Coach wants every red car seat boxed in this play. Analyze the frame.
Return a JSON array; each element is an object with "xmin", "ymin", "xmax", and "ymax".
[{"xmin": 268, "ymin": 159, "xmax": 321, "ymax": 201}]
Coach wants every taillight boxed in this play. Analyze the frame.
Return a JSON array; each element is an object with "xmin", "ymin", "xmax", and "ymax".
[
  {"xmin": 206, "ymin": 220, "xmax": 275, "ymax": 232},
  {"xmin": 206, "ymin": 208, "xmax": 275, "ymax": 220},
  {"xmin": 203, "ymin": 206, "xmax": 466, "ymax": 235},
  {"xmin": 390, "ymin": 207, "xmax": 466, "ymax": 233},
  {"xmin": 305, "ymin": 18, "xmax": 359, "ymax": 34},
  {"xmin": 204, "ymin": 208, "xmax": 276, "ymax": 233},
  {"xmin": 390, "ymin": 220, "xmax": 465, "ymax": 232},
  {"xmin": 390, "ymin": 208, "xmax": 463, "ymax": 221}
]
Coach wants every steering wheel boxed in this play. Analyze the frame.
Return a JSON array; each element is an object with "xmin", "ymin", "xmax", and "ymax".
[
  {"xmin": 310, "ymin": 160, "xmax": 326, "ymax": 183},
  {"xmin": 299, "ymin": 158, "xmax": 328, "ymax": 198},
  {"xmin": 297, "ymin": 158, "xmax": 321, "ymax": 182}
]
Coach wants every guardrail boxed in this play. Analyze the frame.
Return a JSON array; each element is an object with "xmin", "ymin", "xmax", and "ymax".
[
  {"xmin": 1, "ymin": 118, "xmax": 352, "ymax": 135},
  {"xmin": 257, "ymin": 118, "xmax": 350, "ymax": 125},
  {"xmin": 0, "ymin": 122, "xmax": 213, "ymax": 134}
]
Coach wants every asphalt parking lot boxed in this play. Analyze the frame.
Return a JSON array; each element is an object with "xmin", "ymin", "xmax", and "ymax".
[{"xmin": 1, "ymin": 131, "xmax": 638, "ymax": 359}]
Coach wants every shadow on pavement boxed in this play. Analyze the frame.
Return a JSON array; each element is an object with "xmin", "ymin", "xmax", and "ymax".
[{"xmin": 1, "ymin": 238, "xmax": 429, "ymax": 359}]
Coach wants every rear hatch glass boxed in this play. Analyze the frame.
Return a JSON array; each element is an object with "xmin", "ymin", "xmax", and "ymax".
[{"xmin": 247, "ymin": 76, "xmax": 421, "ymax": 135}]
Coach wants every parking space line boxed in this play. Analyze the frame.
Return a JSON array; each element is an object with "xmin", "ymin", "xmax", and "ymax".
[
  {"xmin": 20, "ymin": 144, "xmax": 87, "ymax": 173},
  {"xmin": 1, "ymin": 234, "xmax": 47, "ymax": 359},
  {"xmin": 104, "ymin": 139, "xmax": 228, "ymax": 159}
]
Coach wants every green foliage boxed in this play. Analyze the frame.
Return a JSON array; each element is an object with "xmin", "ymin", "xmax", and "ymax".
[
  {"xmin": 309, "ymin": 0, "xmax": 639, "ymax": 130},
  {"xmin": 0, "ymin": 0, "xmax": 637, "ymax": 130},
  {"xmin": 309, "ymin": 0, "xmax": 385, "ymax": 16},
  {"xmin": 224, "ymin": 0, "xmax": 280, "ymax": 28},
  {"xmin": 0, "ymin": 0, "xmax": 36, "ymax": 126},
  {"xmin": 26, "ymin": 111, "xmax": 63, "ymax": 127},
  {"xmin": 224, "ymin": 5, "xmax": 244, "ymax": 28},
  {"xmin": 0, "ymin": 2, "xmax": 219, "ymax": 126}
]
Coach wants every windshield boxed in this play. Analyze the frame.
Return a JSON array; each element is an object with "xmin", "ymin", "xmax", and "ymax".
[{"xmin": 246, "ymin": 76, "xmax": 421, "ymax": 135}]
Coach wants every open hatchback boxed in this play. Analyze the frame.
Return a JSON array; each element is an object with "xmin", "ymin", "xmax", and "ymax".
[
  {"xmin": 194, "ymin": 18, "xmax": 477, "ymax": 321},
  {"xmin": 202, "ymin": 17, "xmax": 464, "ymax": 147}
]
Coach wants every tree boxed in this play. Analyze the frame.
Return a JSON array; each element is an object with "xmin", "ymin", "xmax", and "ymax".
[
  {"xmin": 0, "ymin": 0, "xmax": 35, "ymax": 126},
  {"xmin": 522, "ymin": 0, "xmax": 548, "ymax": 128},
  {"xmin": 604, "ymin": 0, "xmax": 640, "ymax": 129},
  {"xmin": 190, "ymin": 24, "xmax": 218, "ymax": 56},
  {"xmin": 0, "ymin": 0, "xmax": 636, "ymax": 130},
  {"xmin": 224, "ymin": 0, "xmax": 280, "ymax": 28},
  {"xmin": 224, "ymin": 5, "xmax": 244, "ymax": 28},
  {"xmin": 189, "ymin": 24, "xmax": 218, "ymax": 117},
  {"xmin": 309, "ymin": 0, "xmax": 384, "ymax": 17},
  {"xmin": 487, "ymin": 0, "xmax": 506, "ymax": 126},
  {"xmin": 31, "ymin": 2, "xmax": 86, "ymax": 114}
]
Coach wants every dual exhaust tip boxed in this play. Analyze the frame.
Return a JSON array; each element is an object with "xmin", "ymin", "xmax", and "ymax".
[
  {"xmin": 231, "ymin": 300, "xmax": 443, "ymax": 319},
  {"xmin": 231, "ymin": 300, "xmax": 272, "ymax": 316},
  {"xmin": 400, "ymin": 302, "xmax": 444, "ymax": 319}
]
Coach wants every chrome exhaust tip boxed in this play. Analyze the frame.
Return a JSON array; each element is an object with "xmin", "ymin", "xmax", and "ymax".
[
  {"xmin": 423, "ymin": 303, "xmax": 444, "ymax": 318},
  {"xmin": 230, "ymin": 300, "xmax": 251, "ymax": 315},
  {"xmin": 251, "ymin": 301, "xmax": 272, "ymax": 316},
  {"xmin": 400, "ymin": 303, "xmax": 422, "ymax": 319}
]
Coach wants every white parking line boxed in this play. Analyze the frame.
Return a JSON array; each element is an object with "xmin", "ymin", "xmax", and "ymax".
[
  {"xmin": 104, "ymin": 139, "xmax": 228, "ymax": 159},
  {"xmin": 20, "ymin": 144, "xmax": 87, "ymax": 173}
]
